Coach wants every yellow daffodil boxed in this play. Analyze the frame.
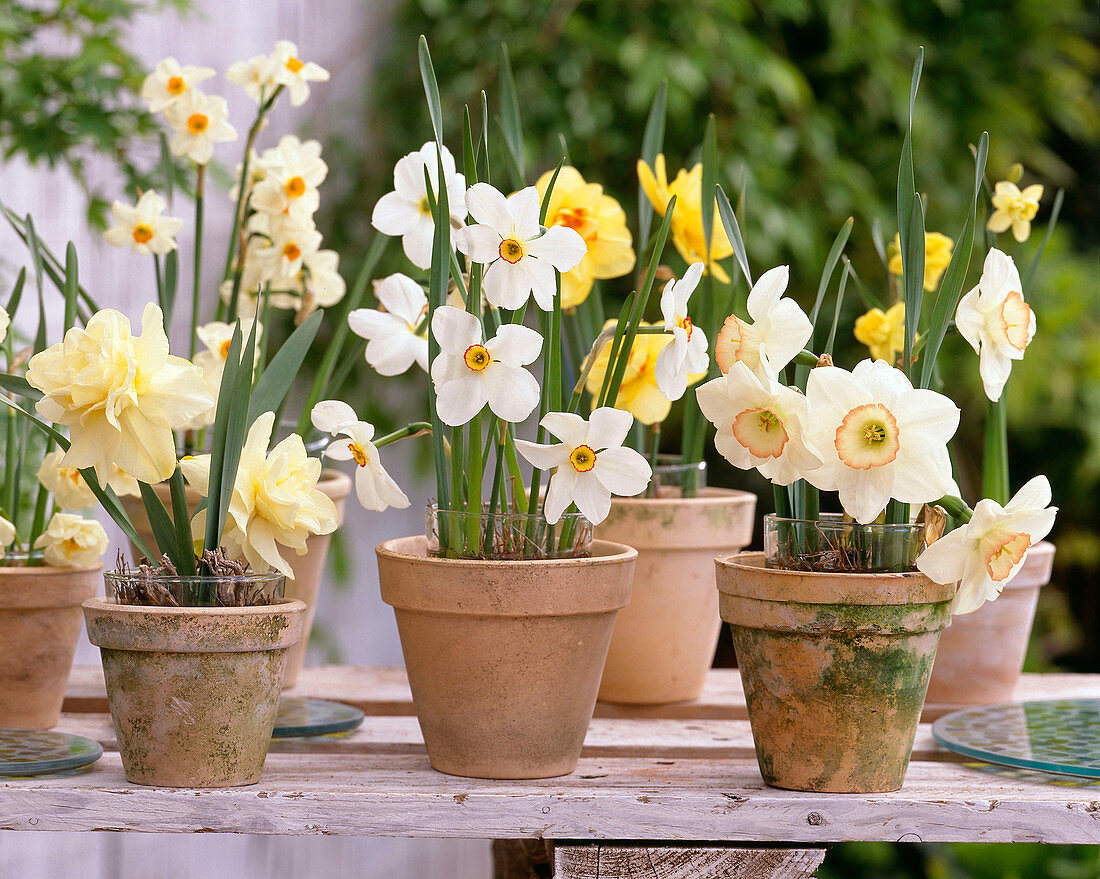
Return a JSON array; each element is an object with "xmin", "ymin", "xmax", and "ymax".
[
  {"xmin": 638, "ymin": 155, "xmax": 733, "ymax": 283},
  {"xmin": 34, "ymin": 513, "xmax": 108, "ymax": 568},
  {"xmin": 27, "ymin": 304, "xmax": 214, "ymax": 486},
  {"xmin": 535, "ymin": 166, "xmax": 635, "ymax": 308},
  {"xmin": 181, "ymin": 412, "xmax": 338, "ymax": 579},
  {"xmin": 584, "ymin": 320, "xmax": 703, "ymax": 426},
  {"xmin": 888, "ymin": 232, "xmax": 953, "ymax": 292},
  {"xmin": 988, "ymin": 180, "xmax": 1043, "ymax": 243},
  {"xmin": 37, "ymin": 450, "xmax": 139, "ymax": 511},
  {"xmin": 854, "ymin": 302, "xmax": 907, "ymax": 364}
]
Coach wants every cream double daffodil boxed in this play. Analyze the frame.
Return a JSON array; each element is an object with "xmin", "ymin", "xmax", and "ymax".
[
  {"xmin": 34, "ymin": 513, "xmax": 108, "ymax": 568},
  {"xmin": 516, "ymin": 408, "xmax": 651, "ymax": 525}
]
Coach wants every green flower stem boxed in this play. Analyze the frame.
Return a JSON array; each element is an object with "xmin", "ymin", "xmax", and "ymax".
[
  {"xmin": 982, "ymin": 393, "xmax": 1010, "ymax": 506},
  {"xmin": 153, "ymin": 254, "xmax": 166, "ymax": 315},
  {"xmin": 189, "ymin": 163, "xmax": 206, "ymax": 360},
  {"xmin": 375, "ymin": 422, "xmax": 432, "ymax": 448},
  {"xmin": 465, "ymin": 411, "xmax": 483, "ymax": 549},
  {"xmin": 935, "ymin": 494, "xmax": 974, "ymax": 523},
  {"xmin": 646, "ymin": 423, "xmax": 661, "ymax": 498}
]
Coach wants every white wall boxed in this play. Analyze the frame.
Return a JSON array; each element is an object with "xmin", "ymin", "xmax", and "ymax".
[{"xmin": 0, "ymin": 1, "xmax": 489, "ymax": 875}]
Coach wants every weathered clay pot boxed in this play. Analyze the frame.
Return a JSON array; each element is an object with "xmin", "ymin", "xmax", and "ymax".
[
  {"xmin": 596, "ymin": 488, "xmax": 756, "ymax": 704},
  {"xmin": 926, "ymin": 541, "xmax": 1055, "ymax": 707},
  {"xmin": 376, "ymin": 536, "xmax": 636, "ymax": 779},
  {"xmin": 716, "ymin": 552, "xmax": 955, "ymax": 793},
  {"xmin": 82, "ymin": 596, "xmax": 305, "ymax": 787},
  {"xmin": 0, "ymin": 563, "xmax": 101, "ymax": 729},
  {"xmin": 120, "ymin": 469, "xmax": 351, "ymax": 687}
]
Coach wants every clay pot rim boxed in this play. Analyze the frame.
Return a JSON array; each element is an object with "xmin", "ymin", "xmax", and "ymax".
[
  {"xmin": 609, "ymin": 486, "xmax": 756, "ymax": 507},
  {"xmin": 81, "ymin": 596, "xmax": 307, "ymax": 617},
  {"xmin": 0, "ymin": 561, "xmax": 103, "ymax": 577},
  {"xmin": 377, "ymin": 536, "xmax": 637, "ymax": 568}
]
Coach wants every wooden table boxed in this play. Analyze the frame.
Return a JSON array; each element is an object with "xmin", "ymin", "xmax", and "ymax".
[{"xmin": 3, "ymin": 667, "xmax": 1098, "ymax": 878}]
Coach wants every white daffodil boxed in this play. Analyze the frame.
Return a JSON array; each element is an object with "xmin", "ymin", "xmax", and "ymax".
[
  {"xmin": 164, "ymin": 90, "xmax": 237, "ymax": 165},
  {"xmin": 103, "ymin": 190, "xmax": 183, "ymax": 255},
  {"xmin": 27, "ymin": 304, "xmax": 213, "ymax": 485},
  {"xmin": 0, "ymin": 306, "xmax": 9, "ymax": 345},
  {"xmin": 251, "ymin": 212, "xmax": 323, "ymax": 283},
  {"xmin": 193, "ymin": 318, "xmax": 262, "ymax": 393},
  {"xmin": 696, "ymin": 362, "xmax": 821, "ymax": 486},
  {"xmin": 714, "ymin": 265, "xmax": 812, "ymax": 380},
  {"xmin": 299, "ymin": 250, "xmax": 345, "ymax": 309},
  {"xmin": 250, "ymin": 135, "xmax": 327, "ymax": 219},
  {"xmin": 372, "ymin": 142, "xmax": 468, "ymax": 270},
  {"xmin": 454, "ymin": 183, "xmax": 587, "ymax": 311},
  {"xmin": 269, "ymin": 40, "xmax": 330, "ymax": 107},
  {"xmin": 34, "ymin": 513, "xmax": 108, "ymax": 568},
  {"xmin": 227, "ymin": 54, "xmax": 278, "ymax": 102},
  {"xmin": 515, "ymin": 408, "xmax": 652, "ymax": 525},
  {"xmin": 348, "ymin": 273, "xmax": 429, "ymax": 376},
  {"xmin": 654, "ymin": 262, "xmax": 709, "ymax": 401},
  {"xmin": 37, "ymin": 449, "xmax": 139, "ymax": 511},
  {"xmin": 802, "ymin": 359, "xmax": 960, "ymax": 525},
  {"xmin": 955, "ymin": 248, "xmax": 1035, "ymax": 403},
  {"xmin": 430, "ymin": 306, "xmax": 542, "ymax": 426},
  {"xmin": 0, "ymin": 514, "xmax": 15, "ymax": 547},
  {"xmin": 311, "ymin": 400, "xmax": 410, "ymax": 513},
  {"xmin": 181, "ymin": 412, "xmax": 338, "ymax": 579},
  {"xmin": 917, "ymin": 476, "xmax": 1057, "ymax": 614},
  {"xmin": 140, "ymin": 57, "xmax": 215, "ymax": 113}
]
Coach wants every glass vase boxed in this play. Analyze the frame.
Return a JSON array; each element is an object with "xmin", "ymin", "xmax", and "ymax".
[
  {"xmin": 104, "ymin": 571, "xmax": 286, "ymax": 608},
  {"xmin": 647, "ymin": 455, "xmax": 707, "ymax": 498},
  {"xmin": 764, "ymin": 513, "xmax": 928, "ymax": 574},
  {"xmin": 426, "ymin": 504, "xmax": 593, "ymax": 561}
]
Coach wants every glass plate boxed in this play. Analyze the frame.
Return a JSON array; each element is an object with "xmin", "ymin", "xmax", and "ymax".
[
  {"xmin": 932, "ymin": 699, "xmax": 1100, "ymax": 779},
  {"xmin": 0, "ymin": 729, "xmax": 103, "ymax": 776},
  {"xmin": 272, "ymin": 697, "xmax": 364, "ymax": 738}
]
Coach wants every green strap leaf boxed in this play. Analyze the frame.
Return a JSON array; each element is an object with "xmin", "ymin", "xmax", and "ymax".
[
  {"xmin": 418, "ymin": 36, "xmax": 444, "ymax": 145},
  {"xmin": 0, "ymin": 374, "xmax": 41, "ymax": 399},
  {"xmin": 63, "ymin": 243, "xmax": 79, "ymax": 333},
  {"xmin": 716, "ymin": 185, "xmax": 753, "ymax": 287},
  {"xmin": 5, "ymin": 267, "xmax": 26, "ymax": 316},
  {"xmin": 897, "ymin": 47, "xmax": 923, "ymax": 317},
  {"xmin": 538, "ymin": 158, "xmax": 566, "ymax": 226},
  {"xmin": 902, "ymin": 194, "xmax": 926, "ymax": 380},
  {"xmin": 637, "ymin": 80, "xmax": 668, "ymax": 258},
  {"xmin": 701, "ymin": 114, "xmax": 718, "ymax": 262},
  {"xmin": 1022, "ymin": 187, "xmax": 1065, "ymax": 295},
  {"xmin": 247, "ymin": 309, "xmax": 323, "ymax": 428},
  {"xmin": 499, "ymin": 43, "xmax": 524, "ymax": 182}
]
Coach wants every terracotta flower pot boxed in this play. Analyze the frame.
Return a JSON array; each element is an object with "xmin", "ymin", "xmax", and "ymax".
[
  {"xmin": 0, "ymin": 563, "xmax": 101, "ymax": 729},
  {"xmin": 120, "ymin": 468, "xmax": 351, "ymax": 687},
  {"xmin": 595, "ymin": 488, "xmax": 756, "ymax": 704},
  {"xmin": 716, "ymin": 551, "xmax": 955, "ymax": 793},
  {"xmin": 83, "ymin": 596, "xmax": 305, "ymax": 787},
  {"xmin": 926, "ymin": 540, "xmax": 1055, "ymax": 707},
  {"xmin": 376, "ymin": 536, "xmax": 636, "ymax": 779}
]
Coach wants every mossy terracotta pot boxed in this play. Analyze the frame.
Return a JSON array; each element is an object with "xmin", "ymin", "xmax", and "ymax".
[
  {"xmin": 926, "ymin": 540, "xmax": 1055, "ymax": 707},
  {"xmin": 595, "ymin": 488, "xmax": 756, "ymax": 704},
  {"xmin": 82, "ymin": 596, "xmax": 305, "ymax": 787},
  {"xmin": 0, "ymin": 563, "xmax": 101, "ymax": 729},
  {"xmin": 376, "ymin": 536, "xmax": 636, "ymax": 779},
  {"xmin": 121, "ymin": 469, "xmax": 350, "ymax": 687},
  {"xmin": 715, "ymin": 552, "xmax": 955, "ymax": 793}
]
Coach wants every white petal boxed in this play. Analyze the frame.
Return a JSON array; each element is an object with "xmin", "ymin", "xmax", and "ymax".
[
  {"xmin": 746, "ymin": 265, "xmax": 789, "ymax": 320},
  {"xmin": 454, "ymin": 224, "xmax": 503, "ymax": 263},
  {"xmin": 431, "ymin": 306, "xmax": 482, "ymax": 354},
  {"xmin": 482, "ymin": 259, "xmax": 530, "ymax": 310},
  {"xmin": 525, "ymin": 226, "xmax": 587, "ymax": 272},
  {"xmin": 1003, "ymin": 475, "xmax": 1052, "ymax": 516},
  {"xmin": 507, "ymin": 187, "xmax": 542, "ymax": 239},
  {"xmin": 435, "ymin": 373, "xmax": 488, "ymax": 426},
  {"xmin": 484, "ymin": 364, "xmax": 540, "ymax": 423},
  {"xmin": 371, "ymin": 192, "xmax": 419, "ymax": 236},
  {"xmin": 572, "ymin": 472, "xmax": 612, "ymax": 525},
  {"xmin": 393, "ymin": 151, "xmax": 425, "ymax": 201},
  {"xmin": 375, "ymin": 273, "xmax": 426, "ymax": 326},
  {"xmin": 515, "ymin": 440, "xmax": 571, "ymax": 470},
  {"xmin": 540, "ymin": 411, "xmax": 590, "ymax": 448},
  {"xmin": 402, "ymin": 216, "xmax": 437, "ymax": 271},
  {"xmin": 592, "ymin": 446, "xmax": 651, "ymax": 496},
  {"xmin": 915, "ymin": 526, "xmax": 970, "ymax": 585},
  {"xmin": 348, "ymin": 308, "xmax": 404, "ymax": 341},
  {"xmin": 311, "ymin": 400, "xmax": 357, "ymax": 434},
  {"xmin": 584, "ymin": 407, "xmax": 633, "ymax": 450},
  {"xmin": 654, "ymin": 340, "xmax": 688, "ymax": 401},
  {"xmin": 464, "ymin": 183, "xmax": 514, "ymax": 232},
  {"xmin": 543, "ymin": 467, "xmax": 577, "ymax": 524},
  {"xmin": 523, "ymin": 255, "xmax": 558, "ymax": 311},
  {"xmin": 488, "ymin": 323, "xmax": 543, "ymax": 367},
  {"xmin": 954, "ymin": 285, "xmax": 984, "ymax": 355},
  {"xmin": 366, "ymin": 332, "xmax": 424, "ymax": 376},
  {"xmin": 758, "ymin": 299, "xmax": 813, "ymax": 376}
]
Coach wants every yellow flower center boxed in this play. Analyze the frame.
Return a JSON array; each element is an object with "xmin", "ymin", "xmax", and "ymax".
[
  {"xmin": 732, "ymin": 407, "xmax": 788, "ymax": 459},
  {"xmin": 569, "ymin": 444, "xmax": 597, "ymax": 472},
  {"xmin": 419, "ymin": 196, "xmax": 432, "ymax": 215},
  {"xmin": 132, "ymin": 224, "xmax": 154, "ymax": 244},
  {"xmin": 981, "ymin": 531, "xmax": 1031, "ymax": 582},
  {"xmin": 283, "ymin": 243, "xmax": 302, "ymax": 261},
  {"xmin": 219, "ymin": 339, "xmax": 232, "ymax": 359},
  {"xmin": 679, "ymin": 315, "xmax": 694, "ymax": 341},
  {"xmin": 187, "ymin": 113, "xmax": 209, "ymax": 134},
  {"xmin": 998, "ymin": 290, "xmax": 1032, "ymax": 352},
  {"xmin": 285, "ymin": 56, "xmax": 304, "ymax": 73},
  {"xmin": 498, "ymin": 238, "xmax": 525, "ymax": 264},
  {"xmin": 349, "ymin": 442, "xmax": 368, "ymax": 467},
  {"xmin": 463, "ymin": 344, "xmax": 491, "ymax": 372},
  {"xmin": 166, "ymin": 76, "xmax": 186, "ymax": 94},
  {"xmin": 835, "ymin": 403, "xmax": 900, "ymax": 470},
  {"xmin": 285, "ymin": 176, "xmax": 307, "ymax": 198}
]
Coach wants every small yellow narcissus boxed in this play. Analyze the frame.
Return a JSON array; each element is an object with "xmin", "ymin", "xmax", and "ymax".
[
  {"xmin": 34, "ymin": 513, "xmax": 108, "ymax": 568},
  {"xmin": 987, "ymin": 180, "xmax": 1044, "ymax": 243},
  {"xmin": 854, "ymin": 301, "xmax": 907, "ymax": 364},
  {"xmin": 888, "ymin": 232, "xmax": 953, "ymax": 292}
]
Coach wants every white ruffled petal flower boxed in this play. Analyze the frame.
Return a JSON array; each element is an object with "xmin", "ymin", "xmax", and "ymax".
[
  {"xmin": 348, "ymin": 273, "xmax": 429, "ymax": 376},
  {"xmin": 33, "ymin": 513, "xmax": 108, "ymax": 568},
  {"xmin": 654, "ymin": 262, "xmax": 709, "ymax": 401},
  {"xmin": 454, "ymin": 183, "xmax": 587, "ymax": 311},
  {"xmin": 917, "ymin": 476, "xmax": 1057, "ymax": 614},
  {"xmin": 140, "ymin": 57, "xmax": 215, "ymax": 113},
  {"xmin": 801, "ymin": 359, "xmax": 960, "ymax": 524},
  {"xmin": 695, "ymin": 362, "xmax": 822, "ymax": 486},
  {"xmin": 515, "ymin": 406, "xmax": 651, "ymax": 525},
  {"xmin": 249, "ymin": 135, "xmax": 327, "ymax": 219},
  {"xmin": 311, "ymin": 401, "xmax": 410, "ymax": 513},
  {"xmin": 714, "ymin": 265, "xmax": 812, "ymax": 380},
  {"xmin": 955, "ymin": 248, "xmax": 1035, "ymax": 403},
  {"xmin": 103, "ymin": 191, "xmax": 183, "ymax": 255},
  {"xmin": 429, "ymin": 306, "xmax": 542, "ymax": 426},
  {"xmin": 372, "ymin": 143, "xmax": 467, "ymax": 270},
  {"xmin": 163, "ymin": 90, "xmax": 237, "ymax": 165}
]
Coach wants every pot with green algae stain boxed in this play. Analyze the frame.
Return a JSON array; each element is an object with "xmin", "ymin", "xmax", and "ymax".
[{"xmin": 715, "ymin": 552, "xmax": 955, "ymax": 793}]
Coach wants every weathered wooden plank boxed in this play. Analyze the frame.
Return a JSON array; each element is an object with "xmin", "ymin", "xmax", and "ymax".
[
  {"xmin": 1, "ymin": 751, "xmax": 1097, "ymax": 842},
  {"xmin": 553, "ymin": 845, "xmax": 826, "ymax": 879},
  {"xmin": 63, "ymin": 666, "xmax": 1100, "ymax": 722}
]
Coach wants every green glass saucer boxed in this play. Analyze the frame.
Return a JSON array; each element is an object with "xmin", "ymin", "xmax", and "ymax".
[
  {"xmin": 933, "ymin": 699, "xmax": 1100, "ymax": 779},
  {"xmin": 273, "ymin": 697, "xmax": 364, "ymax": 738},
  {"xmin": 0, "ymin": 729, "xmax": 103, "ymax": 776}
]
